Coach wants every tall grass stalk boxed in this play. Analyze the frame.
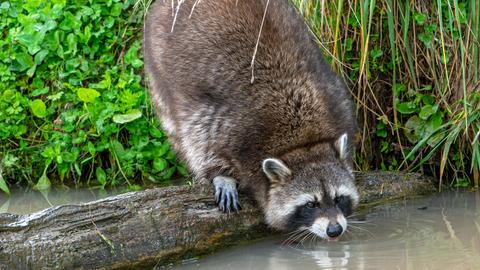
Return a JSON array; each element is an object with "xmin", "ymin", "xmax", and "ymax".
[{"xmin": 293, "ymin": 0, "xmax": 480, "ymax": 188}]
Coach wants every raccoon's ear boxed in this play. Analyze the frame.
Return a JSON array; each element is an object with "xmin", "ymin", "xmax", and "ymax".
[
  {"xmin": 334, "ymin": 133, "xmax": 348, "ymax": 160},
  {"xmin": 262, "ymin": 158, "xmax": 292, "ymax": 185}
]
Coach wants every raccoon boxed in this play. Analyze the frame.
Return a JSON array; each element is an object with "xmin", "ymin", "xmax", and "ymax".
[{"xmin": 144, "ymin": 0, "xmax": 359, "ymax": 240}]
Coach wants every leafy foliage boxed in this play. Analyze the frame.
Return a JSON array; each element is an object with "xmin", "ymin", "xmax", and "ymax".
[
  {"xmin": 0, "ymin": 0, "xmax": 187, "ymax": 194},
  {"xmin": 1, "ymin": 0, "xmax": 478, "ymax": 194}
]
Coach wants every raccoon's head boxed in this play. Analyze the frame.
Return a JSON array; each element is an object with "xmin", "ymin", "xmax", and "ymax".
[{"xmin": 262, "ymin": 133, "xmax": 359, "ymax": 240}]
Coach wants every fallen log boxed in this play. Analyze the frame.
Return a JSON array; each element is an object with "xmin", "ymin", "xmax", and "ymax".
[{"xmin": 0, "ymin": 172, "xmax": 436, "ymax": 269}]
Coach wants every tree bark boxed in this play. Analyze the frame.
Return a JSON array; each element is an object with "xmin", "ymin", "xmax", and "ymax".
[{"xmin": 0, "ymin": 172, "xmax": 436, "ymax": 269}]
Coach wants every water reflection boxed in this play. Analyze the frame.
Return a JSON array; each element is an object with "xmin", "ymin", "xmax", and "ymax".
[
  {"xmin": 0, "ymin": 188, "xmax": 119, "ymax": 215},
  {"xmin": 174, "ymin": 191, "xmax": 480, "ymax": 270}
]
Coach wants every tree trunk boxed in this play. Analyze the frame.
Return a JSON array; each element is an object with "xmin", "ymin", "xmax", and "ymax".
[{"xmin": 0, "ymin": 172, "xmax": 436, "ymax": 269}]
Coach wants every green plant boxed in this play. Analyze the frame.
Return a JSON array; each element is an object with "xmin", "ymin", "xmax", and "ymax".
[
  {"xmin": 293, "ymin": 0, "xmax": 479, "ymax": 188},
  {"xmin": 0, "ymin": 0, "xmax": 187, "ymax": 194},
  {"xmin": 1, "ymin": 0, "xmax": 479, "ymax": 194}
]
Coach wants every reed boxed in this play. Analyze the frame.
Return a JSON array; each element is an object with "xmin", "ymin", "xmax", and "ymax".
[{"xmin": 293, "ymin": 0, "xmax": 480, "ymax": 188}]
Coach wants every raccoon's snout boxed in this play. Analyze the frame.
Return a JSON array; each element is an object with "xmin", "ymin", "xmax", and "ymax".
[
  {"xmin": 311, "ymin": 214, "xmax": 347, "ymax": 240},
  {"xmin": 326, "ymin": 223, "xmax": 343, "ymax": 238}
]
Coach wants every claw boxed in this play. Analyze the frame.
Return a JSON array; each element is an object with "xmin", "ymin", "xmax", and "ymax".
[
  {"xmin": 225, "ymin": 192, "xmax": 231, "ymax": 213},
  {"xmin": 214, "ymin": 185, "xmax": 221, "ymax": 203},
  {"xmin": 219, "ymin": 190, "xmax": 225, "ymax": 211},
  {"xmin": 232, "ymin": 190, "xmax": 241, "ymax": 211},
  {"xmin": 213, "ymin": 176, "xmax": 241, "ymax": 213}
]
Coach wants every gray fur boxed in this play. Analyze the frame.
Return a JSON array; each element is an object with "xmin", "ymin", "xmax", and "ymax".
[
  {"xmin": 263, "ymin": 158, "xmax": 291, "ymax": 185},
  {"xmin": 144, "ymin": 0, "xmax": 358, "ymax": 234}
]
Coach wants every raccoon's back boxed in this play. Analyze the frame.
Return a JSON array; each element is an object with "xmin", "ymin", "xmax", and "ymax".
[
  {"xmin": 144, "ymin": 0, "xmax": 355, "ymax": 159},
  {"xmin": 144, "ymin": 0, "xmax": 270, "ymax": 104}
]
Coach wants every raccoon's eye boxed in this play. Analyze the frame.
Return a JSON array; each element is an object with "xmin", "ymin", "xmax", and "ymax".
[
  {"xmin": 335, "ymin": 195, "xmax": 352, "ymax": 216},
  {"xmin": 334, "ymin": 195, "xmax": 347, "ymax": 205},
  {"xmin": 305, "ymin": 202, "xmax": 315, "ymax": 209}
]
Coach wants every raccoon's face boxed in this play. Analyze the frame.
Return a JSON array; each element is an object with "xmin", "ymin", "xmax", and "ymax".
[{"xmin": 262, "ymin": 134, "xmax": 359, "ymax": 240}]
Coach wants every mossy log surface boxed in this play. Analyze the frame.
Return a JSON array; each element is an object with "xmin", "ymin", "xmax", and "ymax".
[{"xmin": 0, "ymin": 172, "xmax": 436, "ymax": 269}]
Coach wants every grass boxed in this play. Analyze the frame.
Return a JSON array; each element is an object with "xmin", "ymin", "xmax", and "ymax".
[{"xmin": 293, "ymin": 0, "xmax": 480, "ymax": 189}]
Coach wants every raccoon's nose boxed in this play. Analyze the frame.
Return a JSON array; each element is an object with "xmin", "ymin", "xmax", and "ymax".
[{"xmin": 326, "ymin": 223, "xmax": 343, "ymax": 238}]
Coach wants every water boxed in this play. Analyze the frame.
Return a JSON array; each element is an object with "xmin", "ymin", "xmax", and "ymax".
[
  {"xmin": 174, "ymin": 191, "xmax": 480, "ymax": 270},
  {"xmin": 0, "ymin": 188, "xmax": 120, "ymax": 215}
]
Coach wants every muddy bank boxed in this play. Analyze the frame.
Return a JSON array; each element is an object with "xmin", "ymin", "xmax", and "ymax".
[{"xmin": 0, "ymin": 172, "xmax": 436, "ymax": 269}]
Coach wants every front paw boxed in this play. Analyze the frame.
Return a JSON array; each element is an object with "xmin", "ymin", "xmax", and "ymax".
[{"xmin": 213, "ymin": 176, "xmax": 241, "ymax": 212}]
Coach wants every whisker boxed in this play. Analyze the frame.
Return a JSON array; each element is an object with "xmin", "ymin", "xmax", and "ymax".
[
  {"xmin": 344, "ymin": 229, "xmax": 357, "ymax": 240},
  {"xmin": 292, "ymin": 232, "xmax": 310, "ymax": 247},
  {"xmin": 347, "ymin": 224, "xmax": 375, "ymax": 237},
  {"xmin": 308, "ymin": 231, "xmax": 318, "ymax": 247},
  {"xmin": 284, "ymin": 228, "xmax": 305, "ymax": 236},
  {"xmin": 348, "ymin": 219, "xmax": 375, "ymax": 226},
  {"xmin": 298, "ymin": 231, "xmax": 312, "ymax": 248},
  {"xmin": 346, "ymin": 212, "xmax": 364, "ymax": 218},
  {"xmin": 282, "ymin": 229, "xmax": 308, "ymax": 246}
]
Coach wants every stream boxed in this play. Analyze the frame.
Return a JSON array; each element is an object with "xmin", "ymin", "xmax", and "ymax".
[
  {"xmin": 2, "ymin": 188, "xmax": 479, "ymax": 269},
  {"xmin": 173, "ymin": 191, "xmax": 480, "ymax": 270}
]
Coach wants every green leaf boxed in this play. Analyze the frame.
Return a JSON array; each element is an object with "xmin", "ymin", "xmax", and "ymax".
[
  {"xmin": 34, "ymin": 49, "xmax": 49, "ymax": 65},
  {"xmin": 110, "ymin": 140, "xmax": 125, "ymax": 156},
  {"xmin": 418, "ymin": 32, "xmax": 434, "ymax": 48},
  {"xmin": 65, "ymin": 58, "xmax": 80, "ymax": 72},
  {"xmin": 150, "ymin": 127, "xmax": 164, "ymax": 138},
  {"xmin": 161, "ymin": 167, "xmax": 176, "ymax": 180},
  {"xmin": 87, "ymin": 141, "xmax": 96, "ymax": 156},
  {"xmin": 30, "ymin": 99, "xmax": 47, "ymax": 118},
  {"xmin": 419, "ymin": 104, "xmax": 438, "ymax": 120},
  {"xmin": 42, "ymin": 20, "xmax": 57, "ymax": 32},
  {"xmin": 105, "ymin": 16, "xmax": 115, "ymax": 28},
  {"xmin": 124, "ymin": 43, "xmax": 143, "ymax": 68},
  {"xmin": 14, "ymin": 52, "xmax": 34, "ymax": 71},
  {"xmin": 42, "ymin": 147, "xmax": 56, "ymax": 159},
  {"xmin": 131, "ymin": 59, "xmax": 143, "ymax": 68},
  {"xmin": 0, "ymin": 173, "xmax": 10, "ymax": 195},
  {"xmin": 421, "ymin": 94, "xmax": 435, "ymax": 105},
  {"xmin": 404, "ymin": 116, "xmax": 423, "ymax": 143},
  {"xmin": 127, "ymin": 184, "xmax": 142, "ymax": 191},
  {"xmin": 376, "ymin": 129, "xmax": 387, "ymax": 138},
  {"xmin": 440, "ymin": 51, "xmax": 450, "ymax": 64},
  {"xmin": 396, "ymin": 101, "xmax": 417, "ymax": 114},
  {"xmin": 96, "ymin": 167, "xmax": 107, "ymax": 186},
  {"xmin": 413, "ymin": 12, "xmax": 426, "ymax": 25},
  {"xmin": 344, "ymin": 38, "xmax": 353, "ymax": 51},
  {"xmin": 47, "ymin": 91, "xmax": 64, "ymax": 101},
  {"xmin": 111, "ymin": 3, "xmax": 123, "ymax": 17},
  {"xmin": 77, "ymin": 88, "xmax": 100, "ymax": 103},
  {"xmin": 376, "ymin": 121, "xmax": 387, "ymax": 138},
  {"xmin": 59, "ymin": 12, "xmax": 80, "ymax": 31},
  {"xmin": 153, "ymin": 157, "xmax": 168, "ymax": 172},
  {"xmin": 34, "ymin": 172, "xmax": 51, "ymax": 191},
  {"xmin": 157, "ymin": 141, "xmax": 170, "ymax": 157},
  {"xmin": 81, "ymin": 25, "xmax": 92, "ymax": 43},
  {"xmin": 66, "ymin": 33, "xmax": 77, "ymax": 54},
  {"xmin": 112, "ymin": 109, "xmax": 142, "ymax": 124},
  {"xmin": 17, "ymin": 32, "xmax": 43, "ymax": 55},
  {"xmin": 31, "ymin": 87, "xmax": 49, "ymax": 97},
  {"xmin": 425, "ymin": 112, "xmax": 443, "ymax": 132},
  {"xmin": 393, "ymin": 84, "xmax": 407, "ymax": 96},
  {"xmin": 0, "ymin": 2, "xmax": 10, "ymax": 10},
  {"xmin": 420, "ymin": 85, "xmax": 432, "ymax": 91},
  {"xmin": 370, "ymin": 47, "xmax": 383, "ymax": 60},
  {"xmin": 176, "ymin": 165, "xmax": 189, "ymax": 176},
  {"xmin": 26, "ymin": 64, "xmax": 37, "ymax": 77}
]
